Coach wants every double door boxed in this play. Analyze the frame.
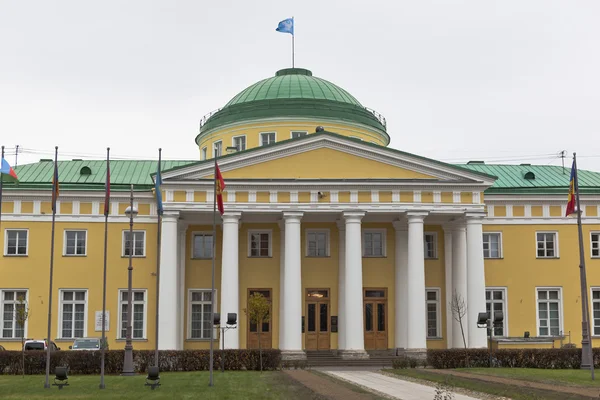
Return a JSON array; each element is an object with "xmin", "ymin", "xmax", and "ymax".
[
  {"xmin": 305, "ymin": 289, "xmax": 330, "ymax": 350},
  {"xmin": 364, "ymin": 288, "xmax": 388, "ymax": 350},
  {"xmin": 247, "ymin": 289, "xmax": 272, "ymax": 349}
]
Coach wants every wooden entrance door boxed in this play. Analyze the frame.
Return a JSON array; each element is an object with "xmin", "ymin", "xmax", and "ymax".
[
  {"xmin": 364, "ymin": 288, "xmax": 388, "ymax": 350},
  {"xmin": 305, "ymin": 289, "xmax": 330, "ymax": 350},
  {"xmin": 247, "ymin": 289, "xmax": 272, "ymax": 349}
]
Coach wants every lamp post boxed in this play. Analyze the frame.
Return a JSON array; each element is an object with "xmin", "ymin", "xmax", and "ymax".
[{"xmin": 122, "ymin": 184, "xmax": 138, "ymax": 376}]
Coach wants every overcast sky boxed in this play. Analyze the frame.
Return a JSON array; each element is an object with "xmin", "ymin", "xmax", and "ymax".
[{"xmin": 1, "ymin": 0, "xmax": 599, "ymax": 171}]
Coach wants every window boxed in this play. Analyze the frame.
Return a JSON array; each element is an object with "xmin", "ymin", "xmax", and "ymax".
[
  {"xmin": 118, "ymin": 290, "xmax": 147, "ymax": 339},
  {"xmin": 363, "ymin": 230, "xmax": 385, "ymax": 257},
  {"xmin": 486, "ymin": 288, "xmax": 506, "ymax": 336},
  {"xmin": 424, "ymin": 233, "xmax": 437, "ymax": 259},
  {"xmin": 64, "ymin": 230, "xmax": 87, "ymax": 256},
  {"xmin": 201, "ymin": 147, "xmax": 207, "ymax": 160},
  {"xmin": 426, "ymin": 289, "xmax": 440, "ymax": 338},
  {"xmin": 591, "ymin": 233, "xmax": 600, "ymax": 258},
  {"xmin": 232, "ymin": 136, "xmax": 246, "ymax": 151},
  {"xmin": 123, "ymin": 231, "xmax": 145, "ymax": 257},
  {"xmin": 1, "ymin": 290, "xmax": 27, "ymax": 338},
  {"xmin": 536, "ymin": 232, "xmax": 558, "ymax": 258},
  {"xmin": 592, "ymin": 289, "xmax": 600, "ymax": 336},
  {"xmin": 213, "ymin": 141, "xmax": 222, "ymax": 158},
  {"xmin": 291, "ymin": 131, "xmax": 307, "ymax": 139},
  {"xmin": 192, "ymin": 233, "xmax": 213, "ymax": 259},
  {"xmin": 260, "ymin": 132, "xmax": 276, "ymax": 146},
  {"xmin": 306, "ymin": 230, "xmax": 329, "ymax": 257},
  {"xmin": 59, "ymin": 290, "xmax": 87, "ymax": 339},
  {"xmin": 537, "ymin": 288, "xmax": 561, "ymax": 336},
  {"xmin": 188, "ymin": 290, "xmax": 215, "ymax": 339},
  {"xmin": 483, "ymin": 233, "xmax": 502, "ymax": 258},
  {"xmin": 4, "ymin": 230, "xmax": 28, "ymax": 256},
  {"xmin": 249, "ymin": 231, "xmax": 271, "ymax": 257}
]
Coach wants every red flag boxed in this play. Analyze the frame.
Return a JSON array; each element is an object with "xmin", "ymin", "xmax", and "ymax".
[
  {"xmin": 104, "ymin": 152, "xmax": 110, "ymax": 216},
  {"xmin": 215, "ymin": 163, "xmax": 226, "ymax": 215},
  {"xmin": 565, "ymin": 159, "xmax": 576, "ymax": 216}
]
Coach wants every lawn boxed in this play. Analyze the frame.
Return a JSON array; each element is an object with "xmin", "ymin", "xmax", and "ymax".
[
  {"xmin": 459, "ymin": 368, "xmax": 600, "ymax": 387},
  {"xmin": 0, "ymin": 371, "xmax": 323, "ymax": 400}
]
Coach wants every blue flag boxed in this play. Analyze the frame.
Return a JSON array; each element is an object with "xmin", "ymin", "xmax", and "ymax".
[
  {"xmin": 276, "ymin": 18, "xmax": 294, "ymax": 35},
  {"xmin": 155, "ymin": 162, "xmax": 163, "ymax": 216}
]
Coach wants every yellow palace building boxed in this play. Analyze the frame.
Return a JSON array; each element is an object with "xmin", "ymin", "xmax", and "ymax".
[{"xmin": 2, "ymin": 67, "xmax": 600, "ymax": 359}]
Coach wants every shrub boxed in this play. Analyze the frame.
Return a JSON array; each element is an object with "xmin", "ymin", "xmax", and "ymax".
[
  {"xmin": 392, "ymin": 357, "xmax": 409, "ymax": 369},
  {"xmin": 408, "ymin": 357, "xmax": 419, "ymax": 368}
]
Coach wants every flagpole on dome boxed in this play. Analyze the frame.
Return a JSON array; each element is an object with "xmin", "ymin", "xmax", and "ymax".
[
  {"xmin": 99, "ymin": 147, "xmax": 110, "ymax": 389},
  {"xmin": 44, "ymin": 146, "xmax": 59, "ymax": 389},
  {"xmin": 292, "ymin": 16, "xmax": 295, "ymax": 68},
  {"xmin": 276, "ymin": 17, "xmax": 295, "ymax": 68}
]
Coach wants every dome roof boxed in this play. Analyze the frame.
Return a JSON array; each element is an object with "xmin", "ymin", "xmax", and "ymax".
[{"xmin": 197, "ymin": 68, "xmax": 388, "ymax": 143}]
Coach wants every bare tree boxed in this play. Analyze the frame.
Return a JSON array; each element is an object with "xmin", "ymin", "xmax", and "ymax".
[
  {"xmin": 450, "ymin": 289, "xmax": 467, "ymax": 348},
  {"xmin": 245, "ymin": 293, "xmax": 270, "ymax": 372},
  {"xmin": 15, "ymin": 295, "xmax": 29, "ymax": 378}
]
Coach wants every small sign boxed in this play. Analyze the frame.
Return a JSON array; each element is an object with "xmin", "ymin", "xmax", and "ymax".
[{"xmin": 95, "ymin": 311, "xmax": 110, "ymax": 331}]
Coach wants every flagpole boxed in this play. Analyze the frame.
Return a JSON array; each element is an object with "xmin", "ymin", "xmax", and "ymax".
[
  {"xmin": 44, "ymin": 146, "xmax": 58, "ymax": 389},
  {"xmin": 0, "ymin": 146, "xmax": 4, "ymax": 233},
  {"xmin": 292, "ymin": 17, "xmax": 295, "ymax": 68},
  {"xmin": 154, "ymin": 148, "xmax": 163, "ymax": 368},
  {"xmin": 99, "ymin": 147, "xmax": 110, "ymax": 389},
  {"xmin": 574, "ymin": 153, "xmax": 595, "ymax": 379},
  {"xmin": 209, "ymin": 153, "xmax": 217, "ymax": 387}
]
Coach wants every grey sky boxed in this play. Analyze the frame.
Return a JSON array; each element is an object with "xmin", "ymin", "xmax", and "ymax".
[{"xmin": 1, "ymin": 0, "xmax": 599, "ymax": 171}]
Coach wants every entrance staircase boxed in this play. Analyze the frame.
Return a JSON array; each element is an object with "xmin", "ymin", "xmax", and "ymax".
[{"xmin": 305, "ymin": 350, "xmax": 397, "ymax": 367}]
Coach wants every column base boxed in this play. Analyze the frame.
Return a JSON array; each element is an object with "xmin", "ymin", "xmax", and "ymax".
[
  {"xmin": 397, "ymin": 348, "xmax": 427, "ymax": 360},
  {"xmin": 281, "ymin": 350, "xmax": 307, "ymax": 361},
  {"xmin": 338, "ymin": 349, "xmax": 369, "ymax": 360}
]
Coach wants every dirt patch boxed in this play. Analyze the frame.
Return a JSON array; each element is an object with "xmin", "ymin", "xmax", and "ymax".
[
  {"xmin": 283, "ymin": 370, "xmax": 383, "ymax": 400},
  {"xmin": 430, "ymin": 369, "xmax": 600, "ymax": 399}
]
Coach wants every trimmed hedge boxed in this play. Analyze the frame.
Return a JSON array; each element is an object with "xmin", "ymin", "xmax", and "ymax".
[
  {"xmin": 426, "ymin": 348, "xmax": 600, "ymax": 369},
  {"xmin": 0, "ymin": 349, "xmax": 281, "ymax": 375}
]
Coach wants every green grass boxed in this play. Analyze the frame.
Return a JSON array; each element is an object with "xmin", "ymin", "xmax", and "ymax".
[
  {"xmin": 0, "ymin": 371, "xmax": 322, "ymax": 400},
  {"xmin": 386, "ymin": 369, "xmax": 596, "ymax": 400},
  {"xmin": 459, "ymin": 368, "xmax": 600, "ymax": 387}
]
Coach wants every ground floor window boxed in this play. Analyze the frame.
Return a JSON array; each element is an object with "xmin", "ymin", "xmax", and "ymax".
[
  {"xmin": 426, "ymin": 288, "xmax": 440, "ymax": 338},
  {"xmin": 486, "ymin": 288, "xmax": 506, "ymax": 336},
  {"xmin": 188, "ymin": 290, "xmax": 215, "ymax": 339},
  {"xmin": 592, "ymin": 288, "xmax": 600, "ymax": 336},
  {"xmin": 59, "ymin": 290, "xmax": 87, "ymax": 339},
  {"xmin": 119, "ymin": 290, "xmax": 147, "ymax": 339},
  {"xmin": 1, "ymin": 290, "xmax": 27, "ymax": 338},
  {"xmin": 537, "ymin": 288, "xmax": 561, "ymax": 336}
]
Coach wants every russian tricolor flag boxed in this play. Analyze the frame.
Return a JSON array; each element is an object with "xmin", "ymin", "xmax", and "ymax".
[{"xmin": 0, "ymin": 158, "xmax": 18, "ymax": 181}]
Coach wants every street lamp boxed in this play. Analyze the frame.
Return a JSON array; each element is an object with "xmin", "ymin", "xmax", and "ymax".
[{"xmin": 122, "ymin": 184, "xmax": 138, "ymax": 376}]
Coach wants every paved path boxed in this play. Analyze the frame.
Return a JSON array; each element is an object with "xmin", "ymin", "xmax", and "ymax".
[
  {"xmin": 283, "ymin": 370, "xmax": 377, "ymax": 400},
  {"xmin": 324, "ymin": 370, "xmax": 481, "ymax": 400}
]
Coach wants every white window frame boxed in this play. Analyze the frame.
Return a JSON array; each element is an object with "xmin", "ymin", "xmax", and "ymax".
[
  {"xmin": 63, "ymin": 230, "xmax": 87, "ymax": 256},
  {"xmin": 486, "ymin": 287, "xmax": 508, "ymax": 337},
  {"xmin": 213, "ymin": 141, "xmax": 223, "ymax": 158},
  {"xmin": 425, "ymin": 287, "xmax": 441, "ymax": 339},
  {"xmin": 535, "ymin": 231, "xmax": 559, "ymax": 259},
  {"xmin": 290, "ymin": 130, "xmax": 308, "ymax": 139},
  {"xmin": 483, "ymin": 232, "xmax": 503, "ymax": 259},
  {"xmin": 4, "ymin": 229, "xmax": 29, "ymax": 256},
  {"xmin": 57, "ymin": 289, "xmax": 88, "ymax": 339},
  {"xmin": 535, "ymin": 287, "xmax": 563, "ymax": 337},
  {"xmin": 191, "ymin": 231, "xmax": 214, "ymax": 259},
  {"xmin": 362, "ymin": 229, "xmax": 387, "ymax": 257},
  {"xmin": 232, "ymin": 135, "xmax": 247, "ymax": 152},
  {"xmin": 248, "ymin": 230, "xmax": 272, "ymax": 258},
  {"xmin": 260, "ymin": 132, "xmax": 276, "ymax": 146},
  {"xmin": 591, "ymin": 232, "xmax": 600, "ymax": 258},
  {"xmin": 305, "ymin": 229, "xmax": 330, "ymax": 257},
  {"xmin": 117, "ymin": 289, "xmax": 147, "ymax": 340},
  {"xmin": 0, "ymin": 289, "xmax": 28, "ymax": 339},
  {"xmin": 122, "ymin": 230, "xmax": 146, "ymax": 257},
  {"xmin": 590, "ymin": 287, "xmax": 600, "ymax": 337},
  {"xmin": 424, "ymin": 232, "xmax": 437, "ymax": 259},
  {"xmin": 201, "ymin": 147, "xmax": 207, "ymax": 161},
  {"xmin": 187, "ymin": 289, "xmax": 217, "ymax": 340}
]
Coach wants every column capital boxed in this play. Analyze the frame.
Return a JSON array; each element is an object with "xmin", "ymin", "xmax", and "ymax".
[
  {"xmin": 392, "ymin": 219, "xmax": 407, "ymax": 231},
  {"xmin": 464, "ymin": 212, "xmax": 486, "ymax": 223},
  {"xmin": 222, "ymin": 212, "xmax": 242, "ymax": 222},
  {"xmin": 283, "ymin": 211, "xmax": 304, "ymax": 221},
  {"xmin": 162, "ymin": 211, "xmax": 180, "ymax": 221},
  {"xmin": 342, "ymin": 210, "xmax": 366, "ymax": 221},
  {"xmin": 406, "ymin": 211, "xmax": 428, "ymax": 223}
]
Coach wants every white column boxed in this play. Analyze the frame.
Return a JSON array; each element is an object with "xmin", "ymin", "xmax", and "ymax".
[
  {"xmin": 442, "ymin": 226, "xmax": 453, "ymax": 348},
  {"xmin": 159, "ymin": 211, "xmax": 179, "ymax": 349},
  {"xmin": 341, "ymin": 211, "xmax": 368, "ymax": 358},
  {"xmin": 466, "ymin": 214, "xmax": 487, "ymax": 348},
  {"xmin": 406, "ymin": 212, "xmax": 428, "ymax": 352},
  {"xmin": 220, "ymin": 212, "xmax": 241, "ymax": 349},
  {"xmin": 393, "ymin": 220, "xmax": 408, "ymax": 350},
  {"xmin": 177, "ymin": 225, "xmax": 187, "ymax": 350},
  {"xmin": 452, "ymin": 224, "xmax": 468, "ymax": 348},
  {"xmin": 278, "ymin": 220, "xmax": 286, "ymax": 350},
  {"xmin": 282, "ymin": 211, "xmax": 304, "ymax": 358},
  {"xmin": 336, "ymin": 220, "xmax": 346, "ymax": 351}
]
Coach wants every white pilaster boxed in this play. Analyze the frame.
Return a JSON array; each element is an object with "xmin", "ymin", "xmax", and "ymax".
[
  {"xmin": 278, "ymin": 220, "xmax": 286, "ymax": 350},
  {"xmin": 159, "ymin": 211, "xmax": 180, "ymax": 349},
  {"xmin": 466, "ymin": 214, "xmax": 487, "ymax": 348},
  {"xmin": 393, "ymin": 220, "xmax": 408, "ymax": 350},
  {"xmin": 220, "ymin": 212, "xmax": 241, "ymax": 349},
  {"xmin": 282, "ymin": 211, "xmax": 305, "ymax": 359},
  {"xmin": 406, "ymin": 212, "xmax": 428, "ymax": 352},
  {"xmin": 442, "ymin": 225, "xmax": 453, "ymax": 348},
  {"xmin": 336, "ymin": 220, "xmax": 346, "ymax": 351},
  {"xmin": 341, "ymin": 210, "xmax": 368, "ymax": 358},
  {"xmin": 451, "ymin": 224, "xmax": 468, "ymax": 348}
]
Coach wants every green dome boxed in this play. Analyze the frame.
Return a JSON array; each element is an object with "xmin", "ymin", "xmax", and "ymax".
[{"xmin": 197, "ymin": 68, "xmax": 388, "ymax": 143}]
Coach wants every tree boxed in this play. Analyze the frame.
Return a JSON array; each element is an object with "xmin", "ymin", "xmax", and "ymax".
[
  {"xmin": 245, "ymin": 292, "xmax": 270, "ymax": 372},
  {"xmin": 15, "ymin": 295, "xmax": 29, "ymax": 378},
  {"xmin": 450, "ymin": 289, "xmax": 467, "ymax": 349}
]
